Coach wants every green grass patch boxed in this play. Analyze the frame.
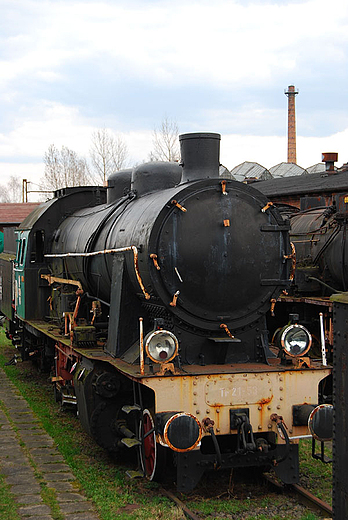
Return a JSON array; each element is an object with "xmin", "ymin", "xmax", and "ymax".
[
  {"xmin": 0, "ymin": 474, "xmax": 21, "ymax": 520},
  {"xmin": 299, "ymin": 438, "xmax": 332, "ymax": 504}
]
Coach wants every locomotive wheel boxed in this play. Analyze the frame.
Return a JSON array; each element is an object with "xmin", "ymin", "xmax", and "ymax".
[{"xmin": 140, "ymin": 409, "xmax": 166, "ymax": 481}]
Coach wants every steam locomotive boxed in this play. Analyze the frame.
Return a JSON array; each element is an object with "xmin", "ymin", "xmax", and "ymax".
[{"xmin": 0, "ymin": 133, "xmax": 332, "ymax": 491}]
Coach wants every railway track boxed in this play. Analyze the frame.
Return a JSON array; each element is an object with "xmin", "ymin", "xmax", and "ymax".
[
  {"xmin": 157, "ymin": 473, "xmax": 333, "ymax": 520},
  {"xmin": 264, "ymin": 474, "xmax": 332, "ymax": 519},
  {"xmin": 157, "ymin": 472, "xmax": 333, "ymax": 520}
]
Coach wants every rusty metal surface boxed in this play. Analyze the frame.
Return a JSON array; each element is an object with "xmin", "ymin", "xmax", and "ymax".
[
  {"xmin": 264, "ymin": 474, "xmax": 333, "ymax": 517},
  {"xmin": 160, "ymin": 488, "xmax": 202, "ymax": 520},
  {"xmin": 291, "ymin": 483, "xmax": 333, "ymax": 516},
  {"xmin": 278, "ymin": 295, "xmax": 333, "ymax": 307}
]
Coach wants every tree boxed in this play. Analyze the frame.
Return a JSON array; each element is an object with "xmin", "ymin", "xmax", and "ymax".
[
  {"xmin": 89, "ymin": 128, "xmax": 128, "ymax": 184},
  {"xmin": 149, "ymin": 117, "xmax": 180, "ymax": 162},
  {"xmin": 0, "ymin": 175, "xmax": 22, "ymax": 203},
  {"xmin": 41, "ymin": 145, "xmax": 91, "ymax": 191}
]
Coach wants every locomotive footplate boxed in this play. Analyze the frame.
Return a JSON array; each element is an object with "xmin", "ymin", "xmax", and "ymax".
[{"xmin": 176, "ymin": 444, "xmax": 299, "ymax": 493}]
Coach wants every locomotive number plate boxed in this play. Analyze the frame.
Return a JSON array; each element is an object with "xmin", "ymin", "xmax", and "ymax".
[{"xmin": 205, "ymin": 379, "xmax": 271, "ymax": 406}]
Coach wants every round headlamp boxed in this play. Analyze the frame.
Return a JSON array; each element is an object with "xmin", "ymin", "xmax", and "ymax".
[
  {"xmin": 145, "ymin": 330, "xmax": 178, "ymax": 363},
  {"xmin": 281, "ymin": 324, "xmax": 312, "ymax": 357}
]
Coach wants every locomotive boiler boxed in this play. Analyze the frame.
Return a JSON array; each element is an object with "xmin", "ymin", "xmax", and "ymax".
[{"xmin": 0, "ymin": 133, "xmax": 332, "ymax": 491}]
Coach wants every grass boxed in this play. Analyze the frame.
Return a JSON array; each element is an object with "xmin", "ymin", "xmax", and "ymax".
[
  {"xmin": 0, "ymin": 474, "xmax": 21, "ymax": 520},
  {"xmin": 0, "ymin": 327, "xmax": 332, "ymax": 519},
  {"xmin": 299, "ymin": 438, "xmax": 332, "ymax": 504}
]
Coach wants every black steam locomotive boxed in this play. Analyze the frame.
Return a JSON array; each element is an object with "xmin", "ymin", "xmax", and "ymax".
[{"xmin": 0, "ymin": 133, "xmax": 332, "ymax": 491}]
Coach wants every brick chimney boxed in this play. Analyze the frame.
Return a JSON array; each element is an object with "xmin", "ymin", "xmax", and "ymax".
[{"xmin": 285, "ymin": 85, "xmax": 299, "ymax": 163}]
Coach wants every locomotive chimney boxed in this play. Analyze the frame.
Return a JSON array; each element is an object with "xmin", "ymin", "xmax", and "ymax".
[
  {"xmin": 284, "ymin": 85, "xmax": 299, "ymax": 164},
  {"xmin": 179, "ymin": 132, "xmax": 221, "ymax": 183}
]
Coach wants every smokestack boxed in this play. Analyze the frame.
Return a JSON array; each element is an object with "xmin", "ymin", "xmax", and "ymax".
[
  {"xmin": 179, "ymin": 132, "xmax": 221, "ymax": 183},
  {"xmin": 285, "ymin": 85, "xmax": 299, "ymax": 164}
]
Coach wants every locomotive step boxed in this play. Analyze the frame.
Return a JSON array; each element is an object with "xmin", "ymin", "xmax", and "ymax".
[
  {"xmin": 122, "ymin": 404, "xmax": 141, "ymax": 414},
  {"xmin": 126, "ymin": 470, "xmax": 145, "ymax": 479},
  {"xmin": 121, "ymin": 437, "xmax": 141, "ymax": 448}
]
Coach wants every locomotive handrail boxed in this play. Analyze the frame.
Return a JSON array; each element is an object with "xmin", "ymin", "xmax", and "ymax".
[{"xmin": 45, "ymin": 246, "xmax": 151, "ymax": 300}]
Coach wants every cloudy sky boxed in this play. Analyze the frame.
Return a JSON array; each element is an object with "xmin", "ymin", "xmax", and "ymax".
[{"xmin": 1, "ymin": 0, "xmax": 348, "ymax": 198}]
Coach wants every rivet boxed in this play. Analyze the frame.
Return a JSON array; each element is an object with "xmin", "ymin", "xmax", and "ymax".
[
  {"xmin": 193, "ymin": 401, "xmax": 197, "ymax": 405},
  {"xmin": 279, "ymin": 387, "xmax": 283, "ymax": 391},
  {"xmin": 206, "ymin": 409, "xmax": 210, "ymax": 414},
  {"xmin": 267, "ymin": 406, "xmax": 271, "ymax": 410},
  {"xmin": 193, "ymin": 382, "xmax": 197, "ymax": 386},
  {"xmin": 216, "ymin": 428, "xmax": 220, "ymax": 432},
  {"xmin": 280, "ymin": 397, "xmax": 283, "ymax": 401},
  {"xmin": 258, "ymin": 406, "xmax": 262, "ymax": 410},
  {"xmin": 258, "ymin": 425, "xmax": 262, "ymax": 430},
  {"xmin": 193, "ymin": 392, "xmax": 197, "ymax": 396},
  {"xmin": 277, "ymin": 405, "xmax": 281, "ymax": 410},
  {"xmin": 216, "ymin": 409, "xmax": 220, "ymax": 413},
  {"xmin": 268, "ymin": 424, "xmax": 272, "ymax": 429},
  {"xmin": 279, "ymin": 377, "xmax": 283, "ymax": 382},
  {"xmin": 196, "ymin": 410, "xmax": 200, "ymax": 414}
]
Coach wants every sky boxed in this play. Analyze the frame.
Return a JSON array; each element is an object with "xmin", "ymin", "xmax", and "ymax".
[{"xmin": 1, "ymin": 0, "xmax": 348, "ymax": 200}]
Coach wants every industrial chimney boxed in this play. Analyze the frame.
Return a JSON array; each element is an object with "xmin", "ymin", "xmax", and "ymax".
[{"xmin": 285, "ymin": 85, "xmax": 299, "ymax": 164}]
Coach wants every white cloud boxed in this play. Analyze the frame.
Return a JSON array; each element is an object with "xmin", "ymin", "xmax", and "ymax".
[
  {"xmin": 1, "ymin": 0, "xmax": 348, "ymax": 93},
  {"xmin": 1, "ymin": 0, "xmax": 348, "ymax": 194}
]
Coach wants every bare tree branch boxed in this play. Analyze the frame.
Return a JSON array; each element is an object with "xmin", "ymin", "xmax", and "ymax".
[
  {"xmin": 149, "ymin": 117, "xmax": 180, "ymax": 162},
  {"xmin": 0, "ymin": 176, "xmax": 22, "ymax": 202},
  {"xmin": 41, "ymin": 144, "xmax": 92, "ymax": 191},
  {"xmin": 90, "ymin": 128, "xmax": 128, "ymax": 184}
]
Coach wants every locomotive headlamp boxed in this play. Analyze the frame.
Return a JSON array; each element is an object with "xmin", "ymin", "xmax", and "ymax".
[
  {"xmin": 145, "ymin": 330, "xmax": 178, "ymax": 363},
  {"xmin": 281, "ymin": 324, "xmax": 312, "ymax": 357}
]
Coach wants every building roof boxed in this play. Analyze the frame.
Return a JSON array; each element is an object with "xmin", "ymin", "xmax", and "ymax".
[
  {"xmin": 0, "ymin": 203, "xmax": 40, "ymax": 225},
  {"xmin": 306, "ymin": 163, "xmax": 327, "ymax": 174},
  {"xmin": 255, "ymin": 169, "xmax": 348, "ymax": 198},
  {"xmin": 229, "ymin": 161, "xmax": 272, "ymax": 182},
  {"xmin": 269, "ymin": 162, "xmax": 308, "ymax": 177}
]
